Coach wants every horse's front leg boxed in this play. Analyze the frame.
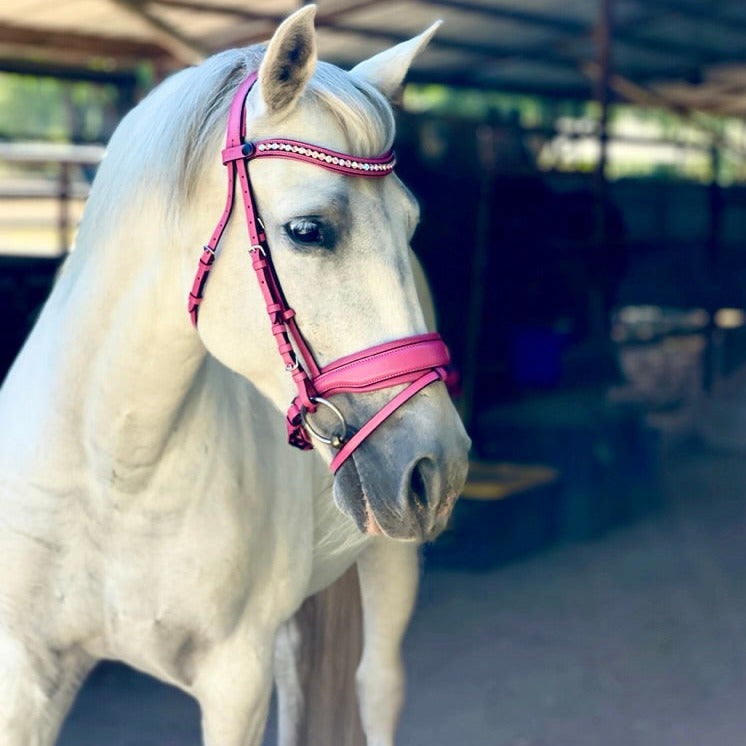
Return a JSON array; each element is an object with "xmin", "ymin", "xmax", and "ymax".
[
  {"xmin": 356, "ymin": 540, "xmax": 419, "ymax": 746},
  {"xmin": 0, "ymin": 631, "xmax": 94, "ymax": 746},
  {"xmin": 193, "ymin": 627, "xmax": 277, "ymax": 746}
]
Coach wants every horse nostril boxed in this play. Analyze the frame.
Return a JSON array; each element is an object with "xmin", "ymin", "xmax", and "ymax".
[{"xmin": 407, "ymin": 457, "xmax": 434, "ymax": 514}]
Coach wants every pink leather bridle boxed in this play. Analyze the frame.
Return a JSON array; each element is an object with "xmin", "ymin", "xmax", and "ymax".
[{"xmin": 189, "ymin": 72, "xmax": 450, "ymax": 473}]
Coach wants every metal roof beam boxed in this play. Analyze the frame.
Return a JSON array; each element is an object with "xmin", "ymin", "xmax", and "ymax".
[
  {"xmin": 421, "ymin": 0, "xmax": 588, "ymax": 35},
  {"xmin": 403, "ymin": 69, "xmax": 591, "ymax": 99},
  {"xmin": 636, "ymin": 0, "xmax": 746, "ymax": 35},
  {"xmin": 427, "ymin": 0, "xmax": 730, "ymax": 70}
]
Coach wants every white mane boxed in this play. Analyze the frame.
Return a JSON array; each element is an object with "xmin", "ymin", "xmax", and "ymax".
[{"xmin": 72, "ymin": 45, "xmax": 396, "ymax": 262}]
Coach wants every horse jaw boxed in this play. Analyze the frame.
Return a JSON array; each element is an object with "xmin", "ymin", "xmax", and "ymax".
[{"xmin": 349, "ymin": 21, "xmax": 442, "ymax": 100}]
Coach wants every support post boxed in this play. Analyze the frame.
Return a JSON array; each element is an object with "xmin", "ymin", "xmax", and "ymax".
[
  {"xmin": 459, "ymin": 123, "xmax": 498, "ymax": 432},
  {"xmin": 589, "ymin": 0, "xmax": 613, "ymax": 343},
  {"xmin": 58, "ymin": 162, "xmax": 70, "ymax": 253}
]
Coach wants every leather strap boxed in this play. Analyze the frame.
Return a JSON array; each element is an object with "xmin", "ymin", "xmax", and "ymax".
[
  {"xmin": 330, "ymin": 370, "xmax": 443, "ymax": 473},
  {"xmin": 190, "ymin": 71, "xmax": 451, "ymax": 473}
]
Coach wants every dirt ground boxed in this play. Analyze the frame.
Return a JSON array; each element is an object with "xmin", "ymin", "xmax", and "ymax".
[{"xmin": 56, "ymin": 438, "xmax": 746, "ymax": 746}]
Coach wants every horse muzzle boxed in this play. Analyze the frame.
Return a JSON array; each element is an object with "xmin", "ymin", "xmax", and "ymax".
[{"xmin": 332, "ymin": 383, "xmax": 470, "ymax": 542}]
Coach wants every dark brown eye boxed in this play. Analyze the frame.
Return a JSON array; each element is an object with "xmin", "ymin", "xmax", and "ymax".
[{"xmin": 284, "ymin": 218, "xmax": 332, "ymax": 249}]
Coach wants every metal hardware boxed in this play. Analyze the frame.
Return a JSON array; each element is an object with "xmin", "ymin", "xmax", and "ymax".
[{"xmin": 300, "ymin": 396, "xmax": 347, "ymax": 449}]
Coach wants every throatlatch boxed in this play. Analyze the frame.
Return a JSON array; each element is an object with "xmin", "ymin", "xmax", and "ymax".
[{"xmin": 189, "ymin": 72, "xmax": 451, "ymax": 473}]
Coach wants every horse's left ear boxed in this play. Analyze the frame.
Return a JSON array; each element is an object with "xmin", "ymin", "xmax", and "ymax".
[
  {"xmin": 258, "ymin": 5, "xmax": 317, "ymax": 118},
  {"xmin": 350, "ymin": 21, "xmax": 442, "ymax": 100}
]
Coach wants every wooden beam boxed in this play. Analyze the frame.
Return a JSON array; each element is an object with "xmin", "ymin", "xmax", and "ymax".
[
  {"xmin": 111, "ymin": 0, "xmax": 208, "ymax": 65},
  {"xmin": 149, "ymin": 0, "xmax": 286, "ymax": 24},
  {"xmin": 149, "ymin": 0, "xmax": 388, "ymax": 28},
  {"xmin": 149, "ymin": 0, "xmax": 586, "ymax": 73},
  {"xmin": 0, "ymin": 56, "xmax": 139, "ymax": 84},
  {"xmin": 579, "ymin": 60, "xmax": 746, "ymax": 159},
  {"xmin": 595, "ymin": 0, "xmax": 612, "ymax": 183},
  {"xmin": 0, "ymin": 23, "xmax": 169, "ymax": 64}
]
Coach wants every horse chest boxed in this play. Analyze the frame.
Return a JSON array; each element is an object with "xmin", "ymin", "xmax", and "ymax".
[{"xmin": 85, "ymin": 486, "xmax": 302, "ymax": 680}]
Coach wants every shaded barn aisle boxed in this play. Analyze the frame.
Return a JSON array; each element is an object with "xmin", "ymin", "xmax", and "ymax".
[{"xmin": 58, "ymin": 439, "xmax": 746, "ymax": 746}]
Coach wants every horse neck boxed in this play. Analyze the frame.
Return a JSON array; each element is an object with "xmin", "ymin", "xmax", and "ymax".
[{"xmin": 4, "ymin": 195, "xmax": 207, "ymax": 488}]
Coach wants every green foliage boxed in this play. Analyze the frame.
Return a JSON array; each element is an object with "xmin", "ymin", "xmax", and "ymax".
[
  {"xmin": 0, "ymin": 73, "xmax": 119, "ymax": 142},
  {"xmin": 402, "ymin": 83, "xmax": 746, "ymax": 184}
]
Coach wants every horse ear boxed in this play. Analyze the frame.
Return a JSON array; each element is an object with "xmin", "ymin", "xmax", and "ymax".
[
  {"xmin": 258, "ymin": 5, "xmax": 317, "ymax": 117},
  {"xmin": 350, "ymin": 21, "xmax": 441, "ymax": 100}
]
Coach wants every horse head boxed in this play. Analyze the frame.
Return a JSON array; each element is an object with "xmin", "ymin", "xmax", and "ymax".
[{"xmin": 191, "ymin": 6, "xmax": 470, "ymax": 541}]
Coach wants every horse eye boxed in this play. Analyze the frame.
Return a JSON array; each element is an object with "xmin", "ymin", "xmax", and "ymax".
[{"xmin": 284, "ymin": 218, "xmax": 330, "ymax": 248}]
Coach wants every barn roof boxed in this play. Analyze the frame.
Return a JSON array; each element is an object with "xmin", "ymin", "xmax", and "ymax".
[{"xmin": 2, "ymin": 0, "xmax": 746, "ymax": 115}]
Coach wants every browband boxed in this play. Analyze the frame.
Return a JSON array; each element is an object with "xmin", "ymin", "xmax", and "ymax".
[{"xmin": 189, "ymin": 72, "xmax": 451, "ymax": 473}]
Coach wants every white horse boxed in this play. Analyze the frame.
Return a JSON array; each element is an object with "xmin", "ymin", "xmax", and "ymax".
[{"xmin": 0, "ymin": 7, "xmax": 470, "ymax": 746}]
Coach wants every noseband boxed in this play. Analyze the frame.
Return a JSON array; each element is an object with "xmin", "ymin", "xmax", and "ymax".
[{"xmin": 189, "ymin": 72, "xmax": 450, "ymax": 473}]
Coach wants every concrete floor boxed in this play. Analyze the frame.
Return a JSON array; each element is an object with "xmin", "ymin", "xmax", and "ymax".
[{"xmin": 57, "ymin": 439, "xmax": 746, "ymax": 746}]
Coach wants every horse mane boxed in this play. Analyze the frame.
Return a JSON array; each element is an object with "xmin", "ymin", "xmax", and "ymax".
[
  {"xmin": 75, "ymin": 45, "xmax": 395, "ymax": 255},
  {"xmin": 172, "ymin": 49, "xmax": 396, "ymax": 204}
]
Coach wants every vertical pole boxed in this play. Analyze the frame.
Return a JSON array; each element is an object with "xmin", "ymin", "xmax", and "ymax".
[
  {"xmin": 706, "ymin": 140, "xmax": 723, "ymax": 391},
  {"xmin": 595, "ymin": 0, "xmax": 612, "ymax": 194},
  {"xmin": 589, "ymin": 0, "xmax": 613, "ymax": 342},
  {"xmin": 459, "ymin": 124, "xmax": 498, "ymax": 433},
  {"xmin": 58, "ymin": 161, "xmax": 70, "ymax": 254},
  {"xmin": 707, "ymin": 140, "xmax": 722, "ymax": 267}
]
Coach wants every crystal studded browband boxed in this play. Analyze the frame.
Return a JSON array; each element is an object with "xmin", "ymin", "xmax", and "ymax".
[{"xmin": 220, "ymin": 137, "xmax": 396, "ymax": 177}]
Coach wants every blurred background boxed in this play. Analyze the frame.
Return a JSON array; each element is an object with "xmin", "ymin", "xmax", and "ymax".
[{"xmin": 3, "ymin": 1, "xmax": 746, "ymax": 744}]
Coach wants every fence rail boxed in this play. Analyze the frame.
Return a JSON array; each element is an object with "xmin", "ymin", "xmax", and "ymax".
[{"xmin": 0, "ymin": 141, "xmax": 105, "ymax": 255}]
